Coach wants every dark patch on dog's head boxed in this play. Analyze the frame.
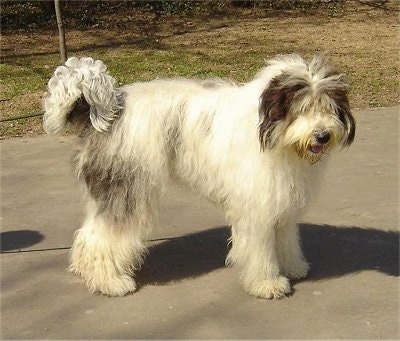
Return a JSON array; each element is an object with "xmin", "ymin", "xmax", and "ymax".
[{"xmin": 258, "ymin": 73, "xmax": 309, "ymax": 150}]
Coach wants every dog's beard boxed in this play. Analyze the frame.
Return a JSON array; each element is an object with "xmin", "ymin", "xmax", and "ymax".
[
  {"xmin": 294, "ymin": 136, "xmax": 336, "ymax": 165},
  {"xmin": 294, "ymin": 140, "xmax": 329, "ymax": 165}
]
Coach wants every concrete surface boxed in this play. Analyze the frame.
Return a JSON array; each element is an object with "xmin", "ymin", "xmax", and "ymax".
[{"xmin": 1, "ymin": 107, "xmax": 399, "ymax": 340}]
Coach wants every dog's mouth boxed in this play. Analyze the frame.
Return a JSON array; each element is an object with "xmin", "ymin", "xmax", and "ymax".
[
  {"xmin": 308, "ymin": 144, "xmax": 325, "ymax": 154},
  {"xmin": 295, "ymin": 143, "xmax": 328, "ymax": 165},
  {"xmin": 295, "ymin": 138, "xmax": 333, "ymax": 164}
]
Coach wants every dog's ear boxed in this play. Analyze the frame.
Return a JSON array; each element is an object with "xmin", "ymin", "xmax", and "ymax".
[
  {"xmin": 331, "ymin": 89, "xmax": 356, "ymax": 146},
  {"xmin": 258, "ymin": 73, "xmax": 307, "ymax": 150},
  {"xmin": 321, "ymin": 74, "xmax": 355, "ymax": 147},
  {"xmin": 312, "ymin": 60, "xmax": 355, "ymax": 147}
]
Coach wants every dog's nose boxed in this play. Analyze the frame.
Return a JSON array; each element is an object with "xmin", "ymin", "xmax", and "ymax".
[{"xmin": 315, "ymin": 130, "xmax": 331, "ymax": 144}]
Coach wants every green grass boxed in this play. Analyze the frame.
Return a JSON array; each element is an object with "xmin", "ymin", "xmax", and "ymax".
[
  {"xmin": 88, "ymin": 49, "xmax": 265, "ymax": 84},
  {"xmin": 0, "ymin": 63, "xmax": 45, "ymax": 99}
]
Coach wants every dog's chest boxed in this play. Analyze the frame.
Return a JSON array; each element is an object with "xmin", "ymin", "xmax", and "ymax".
[{"xmin": 267, "ymin": 159, "xmax": 321, "ymax": 215}]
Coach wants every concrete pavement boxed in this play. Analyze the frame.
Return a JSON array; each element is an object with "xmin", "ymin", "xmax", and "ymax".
[{"xmin": 1, "ymin": 107, "xmax": 399, "ymax": 339}]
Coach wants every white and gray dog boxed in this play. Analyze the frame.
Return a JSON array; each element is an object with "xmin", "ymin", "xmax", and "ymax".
[{"xmin": 43, "ymin": 54, "xmax": 355, "ymax": 299}]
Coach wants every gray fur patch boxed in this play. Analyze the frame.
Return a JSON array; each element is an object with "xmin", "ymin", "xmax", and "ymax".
[{"xmin": 75, "ymin": 131, "xmax": 152, "ymax": 224}]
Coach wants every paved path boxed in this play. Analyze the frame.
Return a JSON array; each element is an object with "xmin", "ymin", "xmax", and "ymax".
[{"xmin": 1, "ymin": 107, "xmax": 399, "ymax": 339}]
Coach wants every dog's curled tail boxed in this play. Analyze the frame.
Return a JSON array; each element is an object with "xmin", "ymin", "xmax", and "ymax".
[{"xmin": 43, "ymin": 57, "xmax": 123, "ymax": 134}]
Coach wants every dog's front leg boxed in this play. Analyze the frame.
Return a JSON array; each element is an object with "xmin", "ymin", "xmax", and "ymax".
[
  {"xmin": 227, "ymin": 221, "xmax": 291, "ymax": 299},
  {"xmin": 276, "ymin": 220, "xmax": 309, "ymax": 280}
]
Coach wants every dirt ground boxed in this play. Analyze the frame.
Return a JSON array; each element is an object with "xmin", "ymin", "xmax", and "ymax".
[{"xmin": 1, "ymin": 1, "xmax": 399, "ymax": 137}]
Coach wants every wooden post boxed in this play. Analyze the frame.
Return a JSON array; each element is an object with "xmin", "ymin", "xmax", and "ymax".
[{"xmin": 54, "ymin": 0, "xmax": 67, "ymax": 64}]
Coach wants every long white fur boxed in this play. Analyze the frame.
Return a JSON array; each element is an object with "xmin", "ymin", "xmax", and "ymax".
[
  {"xmin": 43, "ymin": 57, "xmax": 123, "ymax": 134},
  {"xmin": 43, "ymin": 54, "xmax": 354, "ymax": 298}
]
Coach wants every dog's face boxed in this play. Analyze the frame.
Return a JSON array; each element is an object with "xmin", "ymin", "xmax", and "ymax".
[{"xmin": 258, "ymin": 57, "xmax": 355, "ymax": 164}]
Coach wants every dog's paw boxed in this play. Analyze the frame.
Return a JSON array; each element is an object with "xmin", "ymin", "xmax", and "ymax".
[
  {"xmin": 70, "ymin": 263, "xmax": 137, "ymax": 297},
  {"xmin": 87, "ymin": 274, "xmax": 137, "ymax": 297},
  {"xmin": 245, "ymin": 276, "xmax": 291, "ymax": 299},
  {"xmin": 283, "ymin": 260, "xmax": 310, "ymax": 280}
]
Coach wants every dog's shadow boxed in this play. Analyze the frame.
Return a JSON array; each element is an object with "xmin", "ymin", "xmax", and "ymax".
[
  {"xmin": 0, "ymin": 230, "xmax": 45, "ymax": 252},
  {"xmin": 138, "ymin": 224, "xmax": 399, "ymax": 286},
  {"xmin": 139, "ymin": 227, "xmax": 230, "ymax": 286}
]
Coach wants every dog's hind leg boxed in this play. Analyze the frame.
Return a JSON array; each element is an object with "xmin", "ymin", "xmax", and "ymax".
[
  {"xmin": 70, "ymin": 153, "xmax": 158, "ymax": 296},
  {"xmin": 69, "ymin": 195, "xmax": 156, "ymax": 296},
  {"xmin": 69, "ymin": 200, "xmax": 148, "ymax": 296}
]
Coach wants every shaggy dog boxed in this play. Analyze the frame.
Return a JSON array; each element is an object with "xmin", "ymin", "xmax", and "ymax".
[{"xmin": 43, "ymin": 54, "xmax": 355, "ymax": 298}]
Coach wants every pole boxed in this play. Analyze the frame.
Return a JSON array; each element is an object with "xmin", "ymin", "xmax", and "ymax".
[{"xmin": 54, "ymin": 0, "xmax": 67, "ymax": 64}]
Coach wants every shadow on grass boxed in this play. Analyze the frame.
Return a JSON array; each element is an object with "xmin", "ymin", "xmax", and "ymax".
[
  {"xmin": 2, "ymin": 18, "xmax": 239, "ymax": 61},
  {"xmin": 138, "ymin": 224, "xmax": 399, "ymax": 287}
]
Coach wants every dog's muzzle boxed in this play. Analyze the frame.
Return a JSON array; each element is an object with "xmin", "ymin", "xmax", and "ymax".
[{"xmin": 309, "ymin": 130, "xmax": 331, "ymax": 154}]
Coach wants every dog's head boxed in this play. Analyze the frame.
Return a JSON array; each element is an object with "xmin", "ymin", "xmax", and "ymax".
[{"xmin": 258, "ymin": 55, "xmax": 355, "ymax": 164}]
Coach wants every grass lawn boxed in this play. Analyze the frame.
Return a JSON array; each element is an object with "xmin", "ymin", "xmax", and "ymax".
[{"xmin": 1, "ymin": 1, "xmax": 398, "ymax": 138}]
